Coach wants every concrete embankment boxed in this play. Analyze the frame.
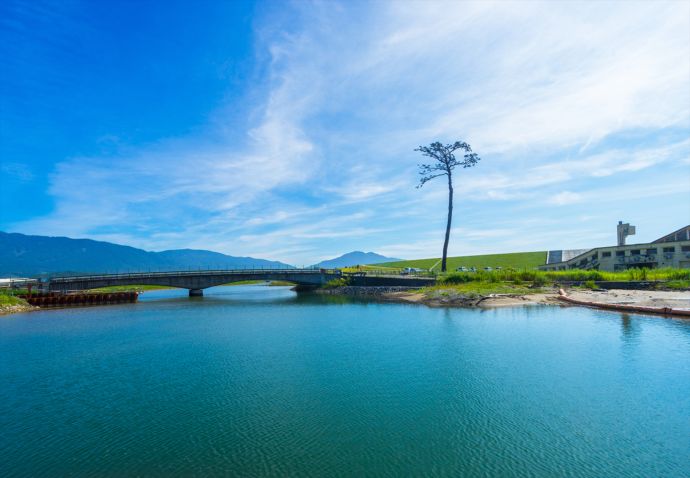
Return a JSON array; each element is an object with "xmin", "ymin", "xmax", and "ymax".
[{"xmin": 317, "ymin": 286, "xmax": 421, "ymax": 297}]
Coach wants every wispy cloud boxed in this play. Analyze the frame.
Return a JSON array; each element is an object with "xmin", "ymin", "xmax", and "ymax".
[
  {"xmin": 8, "ymin": 0, "xmax": 690, "ymax": 264},
  {"xmin": 549, "ymin": 191, "xmax": 583, "ymax": 206}
]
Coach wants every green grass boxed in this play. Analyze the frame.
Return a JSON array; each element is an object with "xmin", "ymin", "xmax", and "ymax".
[
  {"xmin": 225, "ymin": 280, "xmax": 295, "ymax": 286},
  {"xmin": 440, "ymin": 267, "xmax": 689, "ymax": 284},
  {"xmin": 268, "ymin": 280, "xmax": 295, "ymax": 286},
  {"xmin": 421, "ymin": 282, "xmax": 542, "ymax": 296},
  {"xmin": 660, "ymin": 280, "xmax": 690, "ymax": 290},
  {"xmin": 380, "ymin": 251, "xmax": 547, "ymax": 271},
  {"xmin": 322, "ymin": 277, "xmax": 351, "ymax": 289},
  {"xmin": 0, "ymin": 290, "xmax": 30, "ymax": 307},
  {"xmin": 223, "ymin": 280, "xmax": 266, "ymax": 286},
  {"xmin": 91, "ymin": 280, "xmax": 296, "ymax": 291}
]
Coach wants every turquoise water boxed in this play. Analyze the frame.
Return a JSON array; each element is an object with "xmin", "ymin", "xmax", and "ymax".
[{"xmin": 1, "ymin": 285, "xmax": 689, "ymax": 477}]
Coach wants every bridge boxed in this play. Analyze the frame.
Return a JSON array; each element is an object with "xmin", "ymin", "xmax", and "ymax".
[
  {"xmin": 44, "ymin": 269, "xmax": 436, "ymax": 296},
  {"xmin": 45, "ymin": 269, "xmax": 342, "ymax": 296}
]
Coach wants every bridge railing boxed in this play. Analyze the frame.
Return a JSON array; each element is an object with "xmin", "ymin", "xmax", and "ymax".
[{"xmin": 44, "ymin": 267, "xmax": 436, "ymax": 283}]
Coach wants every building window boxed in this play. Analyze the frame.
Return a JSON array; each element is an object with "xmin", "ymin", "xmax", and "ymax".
[
  {"xmin": 663, "ymin": 247, "xmax": 675, "ymax": 253},
  {"xmin": 591, "ymin": 253, "xmax": 598, "ymax": 260},
  {"xmin": 646, "ymin": 248, "xmax": 657, "ymax": 255},
  {"xmin": 630, "ymin": 249, "xmax": 641, "ymax": 255},
  {"xmin": 616, "ymin": 251, "xmax": 625, "ymax": 257},
  {"xmin": 682, "ymin": 246, "xmax": 690, "ymax": 252},
  {"xmin": 602, "ymin": 251, "xmax": 611, "ymax": 257}
]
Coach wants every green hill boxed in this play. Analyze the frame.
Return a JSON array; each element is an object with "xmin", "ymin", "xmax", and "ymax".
[{"xmin": 380, "ymin": 251, "xmax": 547, "ymax": 271}]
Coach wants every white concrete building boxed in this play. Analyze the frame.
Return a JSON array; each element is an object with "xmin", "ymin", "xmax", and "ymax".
[{"xmin": 540, "ymin": 225, "xmax": 690, "ymax": 272}]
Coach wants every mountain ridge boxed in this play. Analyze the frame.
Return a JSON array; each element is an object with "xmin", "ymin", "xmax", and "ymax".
[
  {"xmin": 0, "ymin": 232, "xmax": 293, "ymax": 276},
  {"xmin": 313, "ymin": 251, "xmax": 402, "ymax": 269}
]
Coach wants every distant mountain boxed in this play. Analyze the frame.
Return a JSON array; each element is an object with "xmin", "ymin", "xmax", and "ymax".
[
  {"xmin": 313, "ymin": 251, "xmax": 402, "ymax": 269},
  {"xmin": 0, "ymin": 232, "xmax": 293, "ymax": 276}
]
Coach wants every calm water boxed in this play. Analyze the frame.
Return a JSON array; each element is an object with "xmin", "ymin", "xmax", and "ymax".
[{"xmin": 1, "ymin": 285, "xmax": 689, "ymax": 477}]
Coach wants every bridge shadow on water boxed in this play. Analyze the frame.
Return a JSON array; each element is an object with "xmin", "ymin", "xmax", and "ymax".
[{"xmin": 135, "ymin": 284, "xmax": 373, "ymax": 309}]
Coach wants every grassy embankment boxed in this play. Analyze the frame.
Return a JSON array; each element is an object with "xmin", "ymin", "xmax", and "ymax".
[
  {"xmin": 344, "ymin": 251, "xmax": 546, "ymax": 295},
  {"xmin": 379, "ymin": 251, "xmax": 548, "ymax": 271},
  {"xmin": 362, "ymin": 251, "xmax": 690, "ymax": 294},
  {"xmin": 0, "ymin": 289, "xmax": 32, "ymax": 313},
  {"xmin": 347, "ymin": 251, "xmax": 690, "ymax": 295},
  {"xmin": 0, "ymin": 290, "xmax": 29, "ymax": 306}
]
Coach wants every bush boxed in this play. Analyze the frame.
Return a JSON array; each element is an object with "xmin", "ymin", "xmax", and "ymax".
[
  {"xmin": 583, "ymin": 280, "xmax": 599, "ymax": 290},
  {"xmin": 323, "ymin": 277, "xmax": 351, "ymax": 289},
  {"xmin": 441, "ymin": 273, "xmax": 474, "ymax": 284},
  {"xmin": 662, "ymin": 280, "xmax": 690, "ymax": 290},
  {"xmin": 532, "ymin": 275, "xmax": 547, "ymax": 287},
  {"xmin": 668, "ymin": 269, "xmax": 690, "ymax": 280},
  {"xmin": 627, "ymin": 268, "xmax": 648, "ymax": 281}
]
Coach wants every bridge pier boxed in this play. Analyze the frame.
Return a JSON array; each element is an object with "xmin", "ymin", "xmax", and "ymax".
[{"xmin": 189, "ymin": 289, "xmax": 204, "ymax": 297}]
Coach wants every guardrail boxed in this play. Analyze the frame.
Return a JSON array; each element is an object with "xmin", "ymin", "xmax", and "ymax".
[{"xmin": 344, "ymin": 268, "xmax": 438, "ymax": 278}]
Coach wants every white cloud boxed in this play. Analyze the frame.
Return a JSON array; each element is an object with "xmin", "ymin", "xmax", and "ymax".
[
  {"xmin": 9, "ymin": 0, "xmax": 690, "ymax": 264},
  {"xmin": 549, "ymin": 191, "xmax": 583, "ymax": 206}
]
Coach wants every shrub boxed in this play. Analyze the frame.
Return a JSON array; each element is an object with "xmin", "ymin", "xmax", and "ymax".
[
  {"xmin": 583, "ymin": 280, "xmax": 599, "ymax": 290},
  {"xmin": 662, "ymin": 280, "xmax": 690, "ymax": 290},
  {"xmin": 627, "ymin": 268, "xmax": 648, "ymax": 281},
  {"xmin": 532, "ymin": 275, "xmax": 547, "ymax": 287},
  {"xmin": 323, "ymin": 277, "xmax": 350, "ymax": 289},
  {"xmin": 668, "ymin": 269, "xmax": 690, "ymax": 280},
  {"xmin": 441, "ymin": 273, "xmax": 474, "ymax": 284}
]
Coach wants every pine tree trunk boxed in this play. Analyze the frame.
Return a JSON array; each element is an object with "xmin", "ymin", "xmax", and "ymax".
[{"xmin": 441, "ymin": 174, "xmax": 453, "ymax": 272}]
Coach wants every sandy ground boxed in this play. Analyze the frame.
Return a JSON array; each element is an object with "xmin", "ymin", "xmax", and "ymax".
[
  {"xmin": 385, "ymin": 288, "xmax": 690, "ymax": 310},
  {"xmin": 384, "ymin": 291, "xmax": 555, "ymax": 308},
  {"xmin": 565, "ymin": 289, "xmax": 690, "ymax": 310}
]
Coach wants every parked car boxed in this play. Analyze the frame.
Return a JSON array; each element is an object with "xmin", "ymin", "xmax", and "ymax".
[
  {"xmin": 469, "ymin": 267, "xmax": 477, "ymax": 272},
  {"xmin": 483, "ymin": 267, "xmax": 493, "ymax": 272},
  {"xmin": 401, "ymin": 267, "xmax": 425, "ymax": 275},
  {"xmin": 456, "ymin": 266, "xmax": 469, "ymax": 272}
]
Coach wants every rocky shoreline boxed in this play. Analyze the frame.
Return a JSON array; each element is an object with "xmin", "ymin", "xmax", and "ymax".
[{"xmin": 0, "ymin": 303, "xmax": 37, "ymax": 315}]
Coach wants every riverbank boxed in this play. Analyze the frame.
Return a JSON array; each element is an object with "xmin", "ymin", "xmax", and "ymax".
[
  {"xmin": 0, "ymin": 294, "xmax": 36, "ymax": 315},
  {"xmin": 320, "ymin": 285, "xmax": 690, "ymax": 314}
]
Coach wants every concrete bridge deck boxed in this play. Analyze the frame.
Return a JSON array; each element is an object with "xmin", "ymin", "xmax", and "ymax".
[{"xmin": 45, "ymin": 269, "xmax": 436, "ymax": 296}]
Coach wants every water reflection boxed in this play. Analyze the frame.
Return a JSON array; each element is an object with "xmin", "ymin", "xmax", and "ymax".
[{"xmin": 619, "ymin": 313, "xmax": 638, "ymax": 341}]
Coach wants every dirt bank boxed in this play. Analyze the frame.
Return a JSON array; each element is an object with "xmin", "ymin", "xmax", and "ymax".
[
  {"xmin": 384, "ymin": 290, "xmax": 555, "ymax": 308},
  {"xmin": 382, "ymin": 287, "xmax": 689, "ymax": 312}
]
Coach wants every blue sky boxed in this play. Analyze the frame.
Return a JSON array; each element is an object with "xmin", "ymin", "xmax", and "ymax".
[{"xmin": 1, "ymin": 0, "xmax": 689, "ymax": 265}]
